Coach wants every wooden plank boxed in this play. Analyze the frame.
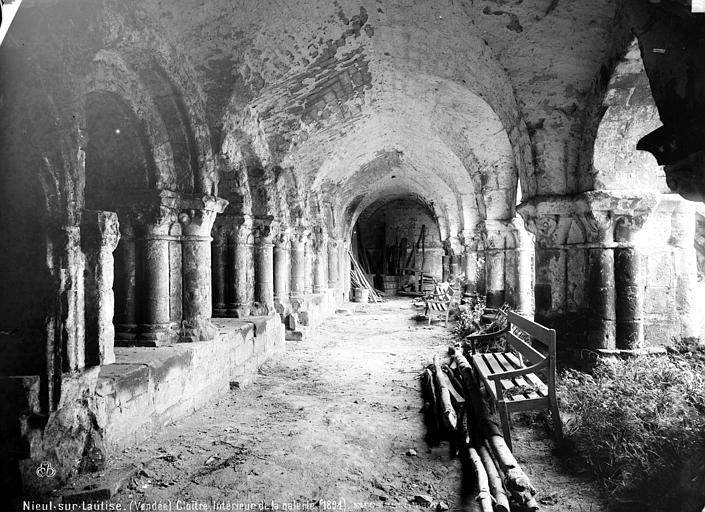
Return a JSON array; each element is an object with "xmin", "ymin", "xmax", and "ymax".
[
  {"xmin": 507, "ymin": 311, "xmax": 553, "ymax": 339},
  {"xmin": 503, "ymin": 396, "xmax": 549, "ymax": 413},
  {"xmin": 504, "ymin": 353, "xmax": 548, "ymax": 394},
  {"xmin": 507, "ymin": 332, "xmax": 545, "ymax": 365},
  {"xmin": 480, "ymin": 354, "xmax": 517, "ymax": 402},
  {"xmin": 491, "ymin": 353, "xmax": 541, "ymax": 400},
  {"xmin": 471, "ymin": 355, "xmax": 501, "ymax": 401}
]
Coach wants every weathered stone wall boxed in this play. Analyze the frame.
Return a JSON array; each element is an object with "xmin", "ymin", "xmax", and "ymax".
[{"xmin": 356, "ymin": 197, "xmax": 443, "ymax": 278}]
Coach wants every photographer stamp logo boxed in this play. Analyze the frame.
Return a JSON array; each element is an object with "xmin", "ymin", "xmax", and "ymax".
[{"xmin": 35, "ymin": 461, "xmax": 56, "ymax": 478}]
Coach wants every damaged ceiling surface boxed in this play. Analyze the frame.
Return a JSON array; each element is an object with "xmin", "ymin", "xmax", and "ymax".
[{"xmin": 15, "ymin": 0, "xmax": 627, "ymax": 239}]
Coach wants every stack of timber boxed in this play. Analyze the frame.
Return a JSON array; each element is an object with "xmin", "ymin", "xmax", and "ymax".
[
  {"xmin": 349, "ymin": 250, "xmax": 381, "ymax": 303},
  {"xmin": 420, "ymin": 348, "xmax": 539, "ymax": 511}
]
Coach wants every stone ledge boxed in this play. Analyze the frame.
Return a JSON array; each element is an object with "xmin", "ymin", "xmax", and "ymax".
[{"xmin": 96, "ymin": 316, "xmax": 285, "ymax": 454}]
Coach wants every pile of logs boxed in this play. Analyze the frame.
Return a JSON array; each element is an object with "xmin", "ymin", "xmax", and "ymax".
[{"xmin": 421, "ymin": 350, "xmax": 539, "ymax": 512}]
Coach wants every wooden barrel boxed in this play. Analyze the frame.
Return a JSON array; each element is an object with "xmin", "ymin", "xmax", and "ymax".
[
  {"xmin": 352, "ymin": 287, "xmax": 369, "ymax": 303},
  {"xmin": 379, "ymin": 275, "xmax": 399, "ymax": 295}
]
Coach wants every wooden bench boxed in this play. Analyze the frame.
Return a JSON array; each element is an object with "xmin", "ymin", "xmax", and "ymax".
[
  {"xmin": 466, "ymin": 311, "xmax": 563, "ymax": 450},
  {"xmin": 423, "ymin": 282, "xmax": 455, "ymax": 327}
]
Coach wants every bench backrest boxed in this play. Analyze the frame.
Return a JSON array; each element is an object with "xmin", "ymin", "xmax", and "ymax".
[
  {"xmin": 507, "ymin": 312, "xmax": 556, "ymax": 356},
  {"xmin": 506, "ymin": 311, "xmax": 557, "ymax": 386}
]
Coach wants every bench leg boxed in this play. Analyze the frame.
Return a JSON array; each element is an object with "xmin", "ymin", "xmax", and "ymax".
[
  {"xmin": 498, "ymin": 401, "xmax": 513, "ymax": 451},
  {"xmin": 550, "ymin": 397, "xmax": 564, "ymax": 445}
]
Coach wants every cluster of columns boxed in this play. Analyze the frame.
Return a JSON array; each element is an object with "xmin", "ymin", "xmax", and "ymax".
[
  {"xmin": 211, "ymin": 217, "xmax": 344, "ymax": 319},
  {"xmin": 110, "ymin": 193, "xmax": 227, "ymax": 348},
  {"xmin": 459, "ymin": 217, "xmax": 534, "ymax": 316},
  {"xmin": 516, "ymin": 190, "xmax": 695, "ymax": 351}
]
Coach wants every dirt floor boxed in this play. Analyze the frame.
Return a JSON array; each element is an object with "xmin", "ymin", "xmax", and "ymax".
[{"xmin": 73, "ymin": 298, "xmax": 607, "ymax": 511}]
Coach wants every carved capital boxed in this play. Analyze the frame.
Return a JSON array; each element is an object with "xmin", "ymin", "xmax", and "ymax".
[
  {"xmin": 81, "ymin": 210, "xmax": 121, "ymax": 251},
  {"xmin": 179, "ymin": 208, "xmax": 218, "ymax": 238}
]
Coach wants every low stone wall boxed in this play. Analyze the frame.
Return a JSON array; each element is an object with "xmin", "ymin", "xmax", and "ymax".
[{"xmin": 96, "ymin": 316, "xmax": 285, "ymax": 453}]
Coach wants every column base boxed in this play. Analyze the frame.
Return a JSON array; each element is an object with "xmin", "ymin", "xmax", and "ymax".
[
  {"xmin": 181, "ymin": 319, "xmax": 217, "ymax": 342},
  {"xmin": 250, "ymin": 302, "xmax": 276, "ymax": 316},
  {"xmin": 313, "ymin": 286, "xmax": 326, "ymax": 294},
  {"xmin": 114, "ymin": 323, "xmax": 176, "ymax": 347},
  {"xmin": 115, "ymin": 324, "xmax": 138, "ymax": 342}
]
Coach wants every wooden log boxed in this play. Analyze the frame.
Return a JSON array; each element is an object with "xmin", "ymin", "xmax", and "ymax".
[
  {"xmin": 421, "ymin": 368, "xmax": 441, "ymax": 445},
  {"xmin": 478, "ymin": 445, "xmax": 510, "ymax": 512},
  {"xmin": 487, "ymin": 435, "xmax": 539, "ymax": 512},
  {"xmin": 442, "ymin": 364, "xmax": 465, "ymax": 404},
  {"xmin": 467, "ymin": 444, "xmax": 494, "ymax": 512},
  {"xmin": 432, "ymin": 356, "xmax": 457, "ymax": 432},
  {"xmin": 454, "ymin": 352, "xmax": 538, "ymax": 511}
]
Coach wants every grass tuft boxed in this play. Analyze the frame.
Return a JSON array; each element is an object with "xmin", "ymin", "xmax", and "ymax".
[{"xmin": 558, "ymin": 352, "xmax": 705, "ymax": 511}]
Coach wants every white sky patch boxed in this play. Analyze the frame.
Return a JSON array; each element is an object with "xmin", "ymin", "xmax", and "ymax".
[
  {"xmin": 0, "ymin": 0, "xmax": 23, "ymax": 47},
  {"xmin": 693, "ymin": 0, "xmax": 705, "ymax": 13}
]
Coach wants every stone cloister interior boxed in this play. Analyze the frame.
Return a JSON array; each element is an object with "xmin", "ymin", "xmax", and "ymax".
[{"xmin": 2, "ymin": 0, "xmax": 705, "ymax": 504}]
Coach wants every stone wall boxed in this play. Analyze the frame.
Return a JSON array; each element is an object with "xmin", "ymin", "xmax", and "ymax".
[{"xmin": 356, "ymin": 197, "xmax": 443, "ymax": 279}]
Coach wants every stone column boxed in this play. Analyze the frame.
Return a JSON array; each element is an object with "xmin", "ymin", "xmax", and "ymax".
[
  {"xmin": 227, "ymin": 216, "xmax": 253, "ymax": 317},
  {"xmin": 245, "ymin": 228, "xmax": 256, "ymax": 311},
  {"xmin": 304, "ymin": 236, "xmax": 314, "ymax": 295},
  {"xmin": 327, "ymin": 239, "xmax": 340, "ymax": 289},
  {"xmin": 584, "ymin": 191, "xmax": 657, "ymax": 351},
  {"xmin": 137, "ymin": 204, "xmax": 177, "ymax": 345},
  {"xmin": 179, "ymin": 196, "xmax": 227, "ymax": 341},
  {"xmin": 483, "ymin": 220, "xmax": 510, "ymax": 308},
  {"xmin": 340, "ymin": 242, "xmax": 351, "ymax": 300},
  {"xmin": 63, "ymin": 224, "xmax": 86, "ymax": 371},
  {"xmin": 461, "ymin": 231, "xmax": 482, "ymax": 294},
  {"xmin": 510, "ymin": 217, "xmax": 534, "ymax": 316},
  {"xmin": 579, "ymin": 207, "xmax": 617, "ymax": 350},
  {"xmin": 115, "ymin": 221, "xmax": 138, "ymax": 343},
  {"xmin": 211, "ymin": 223, "xmax": 228, "ymax": 317},
  {"xmin": 313, "ymin": 234, "xmax": 328, "ymax": 294},
  {"xmin": 518, "ymin": 197, "xmax": 574, "ymax": 333},
  {"xmin": 82, "ymin": 210, "xmax": 121, "ymax": 366},
  {"xmin": 290, "ymin": 229, "xmax": 308, "ymax": 298},
  {"xmin": 274, "ymin": 230, "xmax": 291, "ymax": 304},
  {"xmin": 671, "ymin": 199, "xmax": 699, "ymax": 339},
  {"xmin": 254, "ymin": 223, "xmax": 275, "ymax": 314},
  {"xmin": 614, "ymin": 215, "xmax": 649, "ymax": 350}
]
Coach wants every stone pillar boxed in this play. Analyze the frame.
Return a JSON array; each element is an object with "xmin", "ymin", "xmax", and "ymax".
[
  {"xmin": 579, "ymin": 208, "xmax": 617, "ymax": 350},
  {"xmin": 274, "ymin": 230, "xmax": 291, "ymax": 303},
  {"xmin": 614, "ymin": 214, "xmax": 651, "ymax": 350},
  {"xmin": 137, "ymin": 205, "xmax": 177, "ymax": 345},
  {"xmin": 115, "ymin": 222, "xmax": 138, "ymax": 343},
  {"xmin": 245, "ymin": 229, "xmax": 256, "ymax": 311},
  {"xmin": 670, "ymin": 199, "xmax": 699, "ymax": 339},
  {"xmin": 290, "ymin": 229, "xmax": 308, "ymax": 298},
  {"xmin": 179, "ymin": 196, "xmax": 227, "ymax": 341},
  {"xmin": 585, "ymin": 191, "xmax": 657, "ymax": 351},
  {"xmin": 518, "ymin": 197, "xmax": 574, "ymax": 334},
  {"xmin": 340, "ymin": 242, "xmax": 351, "ymax": 300},
  {"xmin": 461, "ymin": 231, "xmax": 482, "ymax": 294},
  {"xmin": 327, "ymin": 239, "xmax": 340, "ymax": 289},
  {"xmin": 304, "ymin": 237, "xmax": 313, "ymax": 295},
  {"xmin": 313, "ymin": 234, "xmax": 328, "ymax": 294},
  {"xmin": 82, "ymin": 210, "xmax": 121, "ymax": 366},
  {"xmin": 483, "ymin": 220, "xmax": 510, "ymax": 308},
  {"xmin": 510, "ymin": 217, "xmax": 534, "ymax": 316},
  {"xmin": 211, "ymin": 223, "xmax": 228, "ymax": 317},
  {"xmin": 227, "ymin": 216, "xmax": 253, "ymax": 318},
  {"xmin": 254, "ymin": 223, "xmax": 275, "ymax": 314},
  {"xmin": 63, "ymin": 224, "xmax": 87, "ymax": 371}
]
